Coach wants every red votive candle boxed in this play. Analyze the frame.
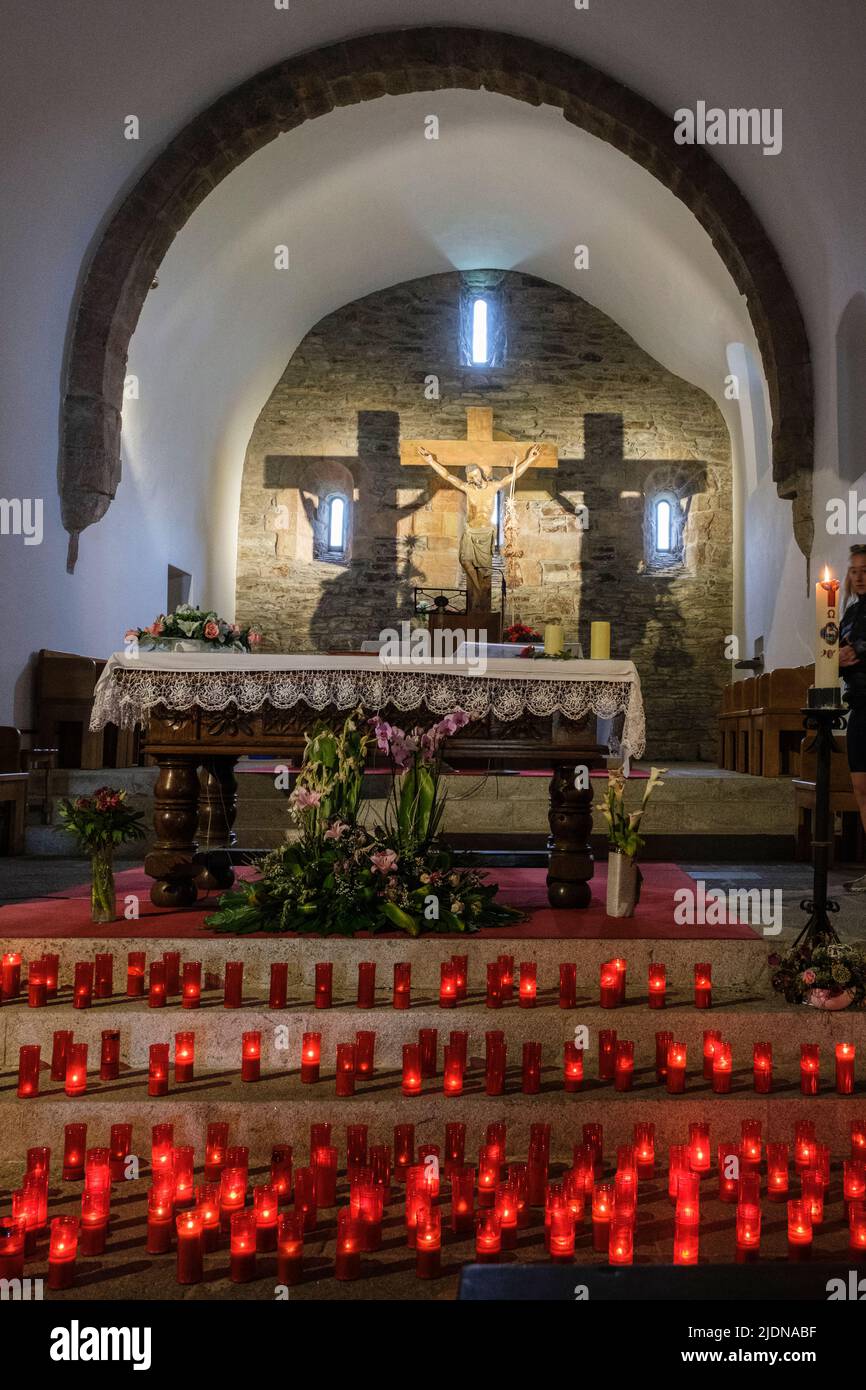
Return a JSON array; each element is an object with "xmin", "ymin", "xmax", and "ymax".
[
  {"xmin": 712, "ymin": 1040, "xmax": 733, "ymax": 1093},
  {"xmin": 269, "ymin": 962, "xmax": 288, "ymax": 1009},
  {"xmin": 668, "ymin": 1144, "xmax": 689, "ymax": 1199},
  {"xmin": 335, "ymin": 1207, "xmax": 361, "ymax": 1280},
  {"xmin": 151, "ymin": 1124, "xmax": 175, "ymax": 1178},
  {"xmin": 394, "ymin": 1124, "xmax": 415, "ymax": 1181},
  {"xmin": 0, "ymin": 1219, "xmax": 25, "ymax": 1282},
  {"xmin": 753, "ymin": 1040, "xmax": 773, "ymax": 1092},
  {"xmin": 357, "ymin": 961, "xmax": 376, "ymax": 1009},
  {"xmin": 219, "ymin": 1166, "xmax": 247, "ymax": 1232},
  {"xmin": 787, "ymin": 1199, "xmax": 812, "ymax": 1259},
  {"xmin": 314, "ymin": 1146, "xmax": 338, "ymax": 1207},
  {"xmin": 223, "ymin": 960, "xmax": 243, "ymax": 1009},
  {"xmin": 444, "ymin": 1123, "xmax": 466, "ymax": 1176},
  {"xmin": 393, "ymin": 962, "xmax": 411, "ymax": 1009},
  {"xmin": 182, "ymin": 960, "xmax": 201, "ymax": 1008},
  {"xmin": 277, "ymin": 1212, "xmax": 304, "ymax": 1285},
  {"xmin": 126, "ymin": 951, "xmax": 145, "ymax": 997},
  {"xmin": 230, "ymin": 1210, "xmax": 257, "ymax": 1283},
  {"xmin": 582, "ymin": 1124, "xmax": 603, "ymax": 1177},
  {"xmin": 48, "ymin": 1215, "xmax": 78, "ymax": 1289},
  {"xmin": 519, "ymin": 961, "xmax": 537, "ymax": 1007},
  {"xmin": 717, "ymin": 1142, "xmax": 739, "ymax": 1202},
  {"xmin": 65, "ymin": 1042, "xmax": 88, "ymax": 1097},
  {"xmin": 666, "ymin": 1040, "xmax": 687, "ymax": 1094},
  {"xmin": 851, "ymin": 1119, "xmax": 866, "ymax": 1157},
  {"xmin": 94, "ymin": 952, "xmax": 113, "ymax": 998},
  {"xmin": 439, "ymin": 959, "xmax": 458, "ymax": 1007},
  {"xmin": 79, "ymin": 1189, "xmax": 110, "ymax": 1255},
  {"xmin": 634, "ymin": 1122, "xmax": 655, "ymax": 1178},
  {"xmin": 314, "ymin": 961, "xmax": 333, "ymax": 1008},
  {"xmin": 485, "ymin": 1031, "xmax": 506, "ymax": 1096},
  {"xmin": 648, "ymin": 962, "xmax": 666, "ymax": 1009},
  {"xmin": 415, "ymin": 1206, "xmax": 442, "ymax": 1279},
  {"xmin": 694, "ymin": 962, "xmax": 712, "ymax": 1009},
  {"xmin": 336, "ymin": 1043, "xmax": 356, "ymax": 1096},
  {"xmin": 655, "ymin": 1030, "xmax": 673, "ymax": 1082},
  {"xmin": 405, "ymin": 1170, "xmax": 430, "ymax": 1247},
  {"xmin": 84, "ymin": 1145, "xmax": 110, "ymax": 1193},
  {"xmin": 486, "ymin": 961, "xmax": 503, "ymax": 1008},
  {"xmin": 600, "ymin": 960, "xmax": 618, "ymax": 1009},
  {"xmin": 293, "ymin": 1167, "xmax": 317, "ymax": 1233},
  {"xmin": 271, "ymin": 1145, "xmax": 293, "ymax": 1204},
  {"xmin": 148, "ymin": 1043, "xmax": 169, "ymax": 1096},
  {"xmin": 370, "ymin": 1145, "xmax": 391, "ymax": 1200},
  {"xmin": 844, "ymin": 1159, "xmax": 866, "ymax": 1205},
  {"xmin": 73, "ymin": 961, "xmax": 94, "ymax": 1009},
  {"xmin": 495, "ymin": 954, "xmax": 513, "ymax": 1001},
  {"xmin": 609, "ymin": 1221, "xmax": 634, "ymax": 1266},
  {"xmin": 308, "ymin": 1122, "xmax": 329, "ymax": 1161},
  {"xmin": 800, "ymin": 1044, "xmax": 820, "ymax": 1095},
  {"xmin": 522, "ymin": 1040, "xmax": 542, "ymax": 1094},
  {"xmin": 28, "ymin": 961, "xmax": 47, "ymax": 1008},
  {"xmin": 160, "ymin": 950, "xmax": 180, "ymax": 996},
  {"xmin": 172, "ymin": 1146, "xmax": 194, "ymax": 1206},
  {"xmin": 740, "ymin": 1119, "xmax": 762, "ymax": 1168},
  {"xmin": 110, "ymin": 1123, "xmax": 133, "ymax": 1182},
  {"xmin": 444, "ymin": 1043, "xmax": 464, "ymax": 1096},
  {"xmin": 300, "ymin": 1031, "xmax": 321, "ymax": 1083},
  {"xmin": 612, "ymin": 957, "xmax": 627, "ymax": 1004},
  {"xmin": 99, "ymin": 1029, "xmax": 120, "ymax": 1082},
  {"xmin": 452, "ymin": 953, "xmax": 469, "ymax": 1000},
  {"xmin": 1, "ymin": 950, "xmax": 21, "ymax": 999},
  {"xmin": 254, "ymin": 1183, "xmax": 279, "ymax": 1251},
  {"xmin": 354, "ymin": 1029, "xmax": 375, "ymax": 1077},
  {"xmin": 402, "ymin": 1043, "xmax": 422, "ymax": 1097},
  {"xmin": 689, "ymin": 1122, "xmax": 711, "ymax": 1175},
  {"xmin": 174, "ymin": 1209, "xmax": 203, "ymax": 1283},
  {"xmin": 558, "ymin": 961, "xmax": 577, "ymax": 1009},
  {"xmin": 836, "ymin": 1042, "xmax": 856, "ymax": 1095},
  {"xmin": 148, "ymin": 960, "xmax": 166, "ymax": 1009},
  {"xmin": 346, "ymin": 1124, "xmax": 369, "ymax": 1180},
  {"xmin": 673, "ymin": 1222, "xmax": 699, "ymax": 1266},
  {"xmin": 17, "ymin": 1044, "xmax": 40, "ymax": 1098},
  {"xmin": 599, "ymin": 1029, "xmax": 617, "ymax": 1081},
  {"xmin": 204, "ymin": 1122, "xmax": 229, "ymax": 1181},
  {"xmin": 492, "ymin": 1181, "xmax": 517, "ymax": 1250},
  {"xmin": 563, "ymin": 1042, "xmax": 584, "ymax": 1093},
  {"xmin": 592, "ymin": 1181, "xmax": 615, "ymax": 1253},
  {"xmin": 735, "ymin": 1200, "xmax": 761, "ymax": 1261},
  {"xmin": 802, "ymin": 1169, "xmax": 824, "ymax": 1225},
  {"xmin": 173, "ymin": 1031, "xmax": 194, "ymax": 1082},
  {"xmin": 766, "ymin": 1142, "xmax": 789, "ymax": 1201},
  {"xmin": 418, "ymin": 1027, "xmax": 438, "ymax": 1078},
  {"xmin": 702, "ymin": 1029, "xmax": 721, "ymax": 1080},
  {"xmin": 241, "ymin": 1030, "xmax": 261, "ymax": 1082},
  {"xmin": 475, "ymin": 1209, "xmax": 501, "ymax": 1262},
  {"xmin": 849, "ymin": 1201, "xmax": 866, "ymax": 1257},
  {"xmin": 794, "ymin": 1120, "xmax": 816, "ymax": 1172},
  {"xmin": 42, "ymin": 951, "xmax": 59, "ymax": 998},
  {"xmin": 63, "ymin": 1123, "xmax": 87, "ymax": 1181},
  {"xmin": 451, "ymin": 1165, "xmax": 475, "ymax": 1233},
  {"xmin": 477, "ymin": 1144, "xmax": 501, "ymax": 1207},
  {"xmin": 614, "ymin": 1039, "xmax": 634, "ymax": 1091}
]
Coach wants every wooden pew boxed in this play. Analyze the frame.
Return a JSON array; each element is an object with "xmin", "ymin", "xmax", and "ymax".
[
  {"xmin": 749, "ymin": 664, "xmax": 813, "ymax": 776},
  {"xmin": 34, "ymin": 649, "xmax": 141, "ymax": 769},
  {"xmin": 0, "ymin": 727, "xmax": 27, "ymax": 854},
  {"xmin": 793, "ymin": 729, "xmax": 863, "ymax": 862}
]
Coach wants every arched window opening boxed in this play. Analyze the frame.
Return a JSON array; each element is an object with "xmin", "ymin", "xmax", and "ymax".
[
  {"xmin": 471, "ymin": 298, "xmax": 489, "ymax": 365},
  {"xmin": 322, "ymin": 492, "xmax": 348, "ymax": 561},
  {"xmin": 655, "ymin": 498, "xmax": 672, "ymax": 553}
]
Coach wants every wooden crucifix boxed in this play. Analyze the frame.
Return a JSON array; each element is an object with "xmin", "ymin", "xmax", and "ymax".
[{"xmin": 400, "ymin": 407, "xmax": 558, "ymax": 614}]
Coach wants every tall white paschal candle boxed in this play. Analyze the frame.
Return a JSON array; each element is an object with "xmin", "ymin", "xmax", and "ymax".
[{"xmin": 815, "ymin": 568, "xmax": 840, "ymax": 693}]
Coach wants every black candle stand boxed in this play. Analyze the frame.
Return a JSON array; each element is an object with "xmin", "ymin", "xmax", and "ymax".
[{"xmin": 794, "ymin": 697, "xmax": 846, "ymax": 949}]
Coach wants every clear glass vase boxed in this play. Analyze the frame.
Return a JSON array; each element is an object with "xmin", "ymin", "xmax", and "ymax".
[{"xmin": 90, "ymin": 847, "xmax": 117, "ymax": 924}]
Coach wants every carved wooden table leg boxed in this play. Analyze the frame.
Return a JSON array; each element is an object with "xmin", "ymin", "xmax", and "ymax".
[
  {"xmin": 195, "ymin": 756, "xmax": 237, "ymax": 892},
  {"xmin": 144, "ymin": 756, "xmax": 202, "ymax": 908},
  {"xmin": 547, "ymin": 762, "xmax": 595, "ymax": 909}
]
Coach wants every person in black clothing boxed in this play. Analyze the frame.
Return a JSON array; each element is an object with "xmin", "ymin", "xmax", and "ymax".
[{"xmin": 839, "ymin": 544, "xmax": 866, "ymax": 891}]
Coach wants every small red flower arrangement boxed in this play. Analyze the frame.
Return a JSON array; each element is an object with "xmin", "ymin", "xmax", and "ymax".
[{"xmin": 504, "ymin": 622, "xmax": 542, "ymax": 645}]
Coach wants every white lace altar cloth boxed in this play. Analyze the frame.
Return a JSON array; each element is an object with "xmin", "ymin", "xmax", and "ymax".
[{"xmin": 90, "ymin": 652, "xmax": 646, "ymax": 760}]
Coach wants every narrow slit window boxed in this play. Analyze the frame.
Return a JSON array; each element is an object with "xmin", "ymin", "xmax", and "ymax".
[
  {"xmin": 471, "ymin": 298, "xmax": 489, "ymax": 365},
  {"xmin": 328, "ymin": 495, "xmax": 346, "ymax": 551},
  {"xmin": 655, "ymin": 498, "xmax": 672, "ymax": 553}
]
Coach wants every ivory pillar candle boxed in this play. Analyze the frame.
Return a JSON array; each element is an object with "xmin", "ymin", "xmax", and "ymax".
[
  {"xmin": 590, "ymin": 621, "xmax": 611, "ymax": 660},
  {"xmin": 544, "ymin": 622, "xmax": 564, "ymax": 656},
  {"xmin": 815, "ymin": 568, "xmax": 841, "ymax": 694}
]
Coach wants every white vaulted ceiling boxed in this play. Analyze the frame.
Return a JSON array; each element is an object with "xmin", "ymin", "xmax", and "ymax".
[{"xmin": 123, "ymin": 87, "xmax": 761, "ymax": 617}]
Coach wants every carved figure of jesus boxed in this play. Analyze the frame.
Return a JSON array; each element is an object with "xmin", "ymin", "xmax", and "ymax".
[{"xmin": 417, "ymin": 442, "xmax": 541, "ymax": 610}]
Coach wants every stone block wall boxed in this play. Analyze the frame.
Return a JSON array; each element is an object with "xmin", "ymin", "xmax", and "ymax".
[{"xmin": 236, "ymin": 271, "xmax": 732, "ymax": 758}]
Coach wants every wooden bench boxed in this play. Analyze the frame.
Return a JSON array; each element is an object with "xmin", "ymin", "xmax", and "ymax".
[
  {"xmin": 719, "ymin": 664, "xmax": 813, "ymax": 776},
  {"xmin": 34, "ymin": 649, "xmax": 141, "ymax": 769},
  {"xmin": 793, "ymin": 730, "xmax": 864, "ymax": 862},
  {"xmin": 0, "ymin": 727, "xmax": 27, "ymax": 854}
]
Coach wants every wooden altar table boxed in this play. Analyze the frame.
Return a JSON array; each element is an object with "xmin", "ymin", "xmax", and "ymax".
[{"xmin": 91, "ymin": 652, "xmax": 646, "ymax": 912}]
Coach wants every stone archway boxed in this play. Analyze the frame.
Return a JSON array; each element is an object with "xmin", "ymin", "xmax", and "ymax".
[{"xmin": 60, "ymin": 26, "xmax": 813, "ymax": 569}]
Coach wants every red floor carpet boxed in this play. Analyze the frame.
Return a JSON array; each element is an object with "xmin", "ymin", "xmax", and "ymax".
[{"xmin": 0, "ymin": 864, "xmax": 759, "ymax": 940}]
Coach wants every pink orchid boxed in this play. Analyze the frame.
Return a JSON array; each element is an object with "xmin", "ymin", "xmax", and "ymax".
[
  {"xmin": 370, "ymin": 849, "xmax": 398, "ymax": 875},
  {"xmin": 291, "ymin": 786, "xmax": 323, "ymax": 810},
  {"xmin": 323, "ymin": 821, "xmax": 350, "ymax": 840}
]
